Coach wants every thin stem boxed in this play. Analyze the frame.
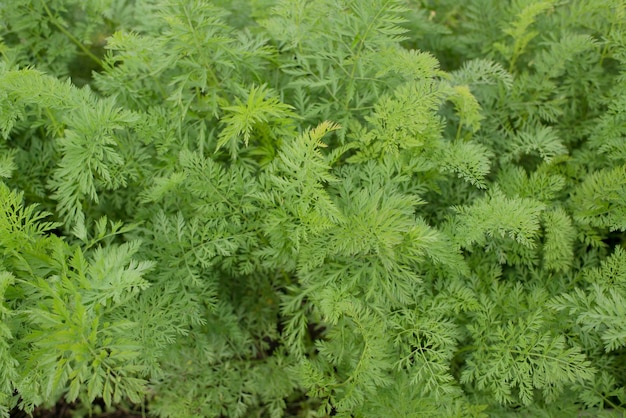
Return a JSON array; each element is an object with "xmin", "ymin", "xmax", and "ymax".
[
  {"xmin": 455, "ymin": 120, "xmax": 463, "ymax": 141},
  {"xmin": 42, "ymin": 3, "xmax": 103, "ymax": 68},
  {"xmin": 343, "ymin": 1, "xmax": 391, "ymax": 114}
]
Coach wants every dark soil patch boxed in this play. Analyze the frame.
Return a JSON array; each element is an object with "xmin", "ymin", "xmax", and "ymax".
[{"xmin": 10, "ymin": 398, "xmax": 145, "ymax": 418}]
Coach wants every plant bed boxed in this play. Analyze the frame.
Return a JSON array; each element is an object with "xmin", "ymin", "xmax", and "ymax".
[{"xmin": 1, "ymin": 0, "xmax": 626, "ymax": 417}]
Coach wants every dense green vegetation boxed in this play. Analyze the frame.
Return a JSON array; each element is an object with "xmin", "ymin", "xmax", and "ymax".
[{"xmin": 1, "ymin": 0, "xmax": 626, "ymax": 416}]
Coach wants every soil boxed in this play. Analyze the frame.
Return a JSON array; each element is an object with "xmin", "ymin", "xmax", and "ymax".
[{"xmin": 10, "ymin": 398, "xmax": 145, "ymax": 418}]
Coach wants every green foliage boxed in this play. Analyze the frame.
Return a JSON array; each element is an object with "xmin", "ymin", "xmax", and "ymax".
[{"xmin": 1, "ymin": 0, "xmax": 626, "ymax": 417}]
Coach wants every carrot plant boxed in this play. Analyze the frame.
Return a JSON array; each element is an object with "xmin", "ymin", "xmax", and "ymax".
[{"xmin": 1, "ymin": 0, "xmax": 625, "ymax": 416}]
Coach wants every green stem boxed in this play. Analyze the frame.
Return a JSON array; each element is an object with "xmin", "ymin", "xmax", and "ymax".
[
  {"xmin": 42, "ymin": 3, "xmax": 103, "ymax": 68},
  {"xmin": 343, "ymin": 1, "xmax": 390, "ymax": 114},
  {"xmin": 455, "ymin": 345, "xmax": 478, "ymax": 355}
]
